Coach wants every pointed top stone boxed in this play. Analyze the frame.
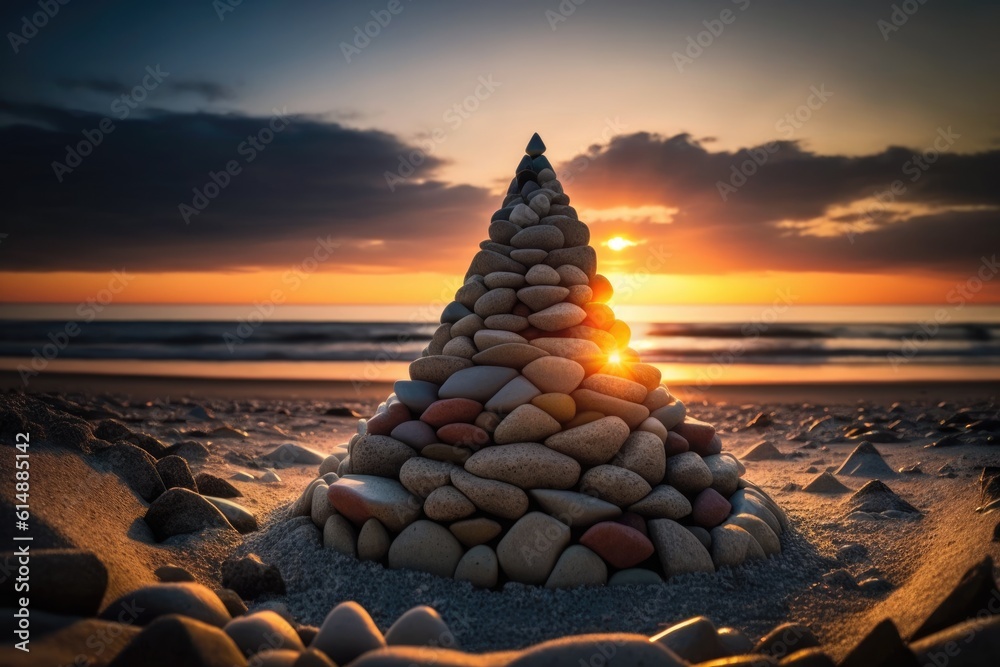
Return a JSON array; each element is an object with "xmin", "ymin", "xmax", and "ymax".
[{"xmin": 525, "ymin": 133, "xmax": 546, "ymax": 157}]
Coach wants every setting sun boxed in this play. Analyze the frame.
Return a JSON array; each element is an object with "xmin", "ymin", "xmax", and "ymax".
[{"xmin": 606, "ymin": 236, "xmax": 636, "ymax": 252}]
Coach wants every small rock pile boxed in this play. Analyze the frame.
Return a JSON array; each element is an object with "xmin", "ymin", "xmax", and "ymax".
[{"xmin": 292, "ymin": 134, "xmax": 788, "ymax": 588}]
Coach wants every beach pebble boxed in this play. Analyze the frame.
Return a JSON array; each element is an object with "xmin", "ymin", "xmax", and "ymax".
[
  {"xmin": 628, "ymin": 485, "xmax": 692, "ymax": 520},
  {"xmin": 420, "ymin": 398, "xmax": 482, "ymax": 427},
  {"xmin": 312, "ymin": 601, "xmax": 387, "ymax": 666},
  {"xmin": 319, "ymin": 455, "xmax": 341, "ymax": 476},
  {"xmin": 423, "ymin": 485, "xmax": 477, "ymax": 521},
  {"xmin": 674, "ymin": 418, "xmax": 719, "ymax": 456},
  {"xmin": 580, "ymin": 374, "xmax": 647, "ymax": 403},
  {"xmin": 155, "ymin": 564, "xmax": 195, "ymax": 583},
  {"xmin": 349, "ymin": 435, "xmax": 415, "ymax": 478},
  {"xmin": 528, "ymin": 302, "xmax": 587, "ymax": 331},
  {"xmin": 484, "ymin": 313, "xmax": 530, "ymax": 332},
  {"xmin": 489, "ymin": 220, "xmax": 519, "ymax": 245},
  {"xmin": 442, "ymin": 336, "xmax": 477, "ymax": 359},
  {"xmin": 608, "ymin": 568, "xmax": 664, "ymax": 586},
  {"xmin": 580, "ymin": 521, "xmax": 655, "ymax": 569},
  {"xmin": 398, "ymin": 457, "xmax": 455, "ymax": 499},
  {"xmin": 666, "ymin": 452, "xmax": 714, "ymax": 495},
  {"xmin": 531, "ymin": 392, "xmax": 575, "ymax": 423},
  {"xmin": 155, "ymin": 455, "xmax": 197, "ymax": 491},
  {"xmin": 385, "ymin": 605, "xmax": 457, "ymax": 648},
  {"xmin": 145, "ymin": 488, "xmax": 236, "ymax": 541},
  {"xmin": 544, "ymin": 416, "xmax": 629, "ymax": 465},
  {"xmin": 322, "ymin": 515, "xmax": 357, "ymax": 556},
  {"xmin": 484, "ymin": 376, "xmax": 541, "ymax": 414},
  {"xmin": 511, "ymin": 225, "xmax": 563, "ymax": 251},
  {"xmin": 730, "ymin": 489, "xmax": 783, "ymax": 536},
  {"xmin": 483, "ymin": 271, "xmax": 527, "ymax": 289},
  {"xmin": 521, "ymin": 357, "xmax": 585, "ymax": 395},
  {"xmin": 225, "ymin": 610, "xmax": 304, "ymax": 656},
  {"xmin": 544, "ymin": 245, "xmax": 597, "ymax": 278},
  {"xmin": 450, "ymin": 313, "xmax": 485, "ymax": 339},
  {"xmin": 429, "ymin": 323, "xmax": 452, "ymax": 355},
  {"xmin": 497, "ymin": 512, "xmax": 570, "ymax": 585},
  {"xmin": 664, "ymin": 431, "xmax": 690, "ymax": 456},
  {"xmin": 454, "ymin": 281, "xmax": 488, "ymax": 310},
  {"xmin": 357, "ymin": 518, "xmax": 391, "ymax": 562},
  {"xmin": 564, "ymin": 284, "xmax": 593, "ymax": 306},
  {"xmin": 451, "ymin": 468, "xmax": 529, "ymax": 520},
  {"xmin": 493, "ymin": 404, "xmax": 562, "ymax": 444},
  {"xmin": 466, "ymin": 250, "xmax": 526, "ymax": 279},
  {"xmin": 449, "ymin": 517, "xmax": 503, "ymax": 547},
  {"xmin": 390, "ymin": 421, "xmax": 438, "ymax": 450},
  {"xmin": 571, "ymin": 389, "xmax": 650, "ymax": 429},
  {"xmin": 545, "ymin": 545, "xmax": 608, "ymax": 589},
  {"xmin": 727, "ymin": 513, "xmax": 781, "ymax": 556},
  {"xmin": 543, "ymin": 216, "xmax": 590, "ymax": 249},
  {"xmin": 422, "ymin": 444, "xmax": 473, "ymax": 465},
  {"xmin": 440, "ymin": 302, "xmax": 473, "ymax": 325},
  {"xmin": 436, "ymin": 423, "xmax": 489, "ymax": 448},
  {"xmin": 509, "ymin": 203, "xmax": 539, "ymax": 226},
  {"xmin": 263, "ymin": 443, "xmax": 326, "ymax": 466},
  {"xmin": 388, "ymin": 520, "xmax": 464, "ymax": 578},
  {"xmin": 393, "ymin": 380, "xmax": 441, "ymax": 415},
  {"xmin": 704, "ymin": 454, "xmax": 741, "ymax": 497},
  {"xmin": 528, "ymin": 193, "xmax": 550, "ymax": 217},
  {"xmin": 637, "ymin": 417, "xmax": 668, "ymax": 442},
  {"xmin": 579, "ymin": 465, "xmax": 652, "ymax": 507},
  {"xmin": 260, "ymin": 469, "xmax": 282, "ymax": 483},
  {"xmin": 465, "ymin": 443, "xmax": 581, "ymax": 490},
  {"xmin": 509, "ymin": 633, "xmax": 682, "ymax": 667},
  {"xmin": 439, "ymin": 366, "xmax": 519, "ymax": 402},
  {"xmin": 711, "ymin": 524, "xmax": 764, "ymax": 569},
  {"xmin": 327, "ymin": 475, "xmax": 421, "ymax": 532},
  {"xmin": 691, "ymin": 488, "xmax": 732, "ymax": 529},
  {"xmin": 92, "ymin": 443, "xmax": 166, "ymax": 502},
  {"xmin": 100, "ymin": 582, "xmax": 232, "ymax": 627},
  {"xmin": 651, "ymin": 400, "xmax": 686, "ymax": 430},
  {"xmin": 107, "ymin": 614, "xmax": 246, "ymax": 667},
  {"xmin": 13, "ymin": 549, "xmax": 107, "ymax": 617},
  {"xmin": 649, "ymin": 519, "xmax": 715, "ymax": 577},
  {"xmin": 473, "ymin": 329, "xmax": 527, "ymax": 350},
  {"xmin": 408, "ymin": 356, "xmax": 473, "ymax": 385},
  {"xmin": 525, "ymin": 264, "xmax": 561, "ymax": 286},
  {"xmin": 472, "ymin": 343, "xmax": 549, "ymax": 369},
  {"xmin": 650, "ymin": 616, "xmax": 722, "ymax": 664},
  {"xmin": 366, "ymin": 401, "xmax": 410, "ymax": 436},
  {"xmin": 220, "ymin": 554, "xmax": 285, "ymax": 600},
  {"xmin": 454, "ymin": 545, "xmax": 499, "ymax": 588},
  {"xmin": 610, "ymin": 431, "xmax": 666, "ymax": 485},
  {"xmin": 528, "ymin": 489, "xmax": 621, "ymax": 528},
  {"xmin": 474, "ymin": 288, "xmax": 517, "ymax": 318},
  {"xmin": 207, "ymin": 496, "xmax": 259, "ymax": 533},
  {"xmin": 517, "ymin": 285, "xmax": 569, "ymax": 311},
  {"xmin": 194, "ymin": 473, "xmax": 242, "ymax": 499}
]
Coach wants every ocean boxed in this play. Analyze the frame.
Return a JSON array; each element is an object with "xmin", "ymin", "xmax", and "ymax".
[{"xmin": 2, "ymin": 304, "xmax": 1000, "ymax": 386}]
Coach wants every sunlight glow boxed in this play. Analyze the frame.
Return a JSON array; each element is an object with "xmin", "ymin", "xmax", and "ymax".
[
  {"xmin": 606, "ymin": 237, "xmax": 636, "ymax": 252},
  {"xmin": 608, "ymin": 351, "xmax": 622, "ymax": 364}
]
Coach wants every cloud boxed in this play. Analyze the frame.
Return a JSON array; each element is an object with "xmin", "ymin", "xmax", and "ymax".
[
  {"xmin": 560, "ymin": 132, "xmax": 1000, "ymax": 275},
  {"xmin": 56, "ymin": 77, "xmax": 238, "ymax": 102},
  {"xmin": 0, "ymin": 100, "xmax": 493, "ymax": 273}
]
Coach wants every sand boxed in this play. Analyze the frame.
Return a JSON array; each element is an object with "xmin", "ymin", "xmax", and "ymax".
[{"xmin": 3, "ymin": 377, "xmax": 1000, "ymax": 661}]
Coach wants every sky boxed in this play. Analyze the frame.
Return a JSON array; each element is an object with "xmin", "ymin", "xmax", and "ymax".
[{"xmin": 1, "ymin": 0, "xmax": 998, "ymax": 307}]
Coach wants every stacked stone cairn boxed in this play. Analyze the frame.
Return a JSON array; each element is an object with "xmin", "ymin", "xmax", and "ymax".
[{"xmin": 297, "ymin": 133, "xmax": 788, "ymax": 589}]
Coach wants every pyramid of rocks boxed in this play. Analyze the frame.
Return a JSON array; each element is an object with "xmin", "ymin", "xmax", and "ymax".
[{"xmin": 299, "ymin": 133, "xmax": 788, "ymax": 588}]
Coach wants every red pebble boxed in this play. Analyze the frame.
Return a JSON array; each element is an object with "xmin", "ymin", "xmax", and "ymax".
[
  {"xmin": 614, "ymin": 511, "xmax": 648, "ymax": 536},
  {"xmin": 580, "ymin": 521, "xmax": 655, "ymax": 569},
  {"xmin": 664, "ymin": 431, "xmax": 690, "ymax": 456},
  {"xmin": 436, "ymin": 423, "xmax": 490, "ymax": 448},
  {"xmin": 420, "ymin": 398, "xmax": 483, "ymax": 428},
  {"xmin": 673, "ymin": 418, "xmax": 717, "ymax": 455},
  {"xmin": 691, "ymin": 488, "xmax": 732, "ymax": 528},
  {"xmin": 365, "ymin": 401, "xmax": 411, "ymax": 436}
]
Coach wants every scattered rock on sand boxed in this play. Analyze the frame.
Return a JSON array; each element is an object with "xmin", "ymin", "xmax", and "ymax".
[
  {"xmin": 106, "ymin": 614, "xmax": 246, "ymax": 667},
  {"xmin": 145, "ymin": 488, "xmax": 236, "ymax": 541},
  {"xmin": 845, "ymin": 480, "xmax": 921, "ymax": 518},
  {"xmin": 155, "ymin": 455, "xmax": 198, "ymax": 491},
  {"xmin": 311, "ymin": 601, "xmax": 387, "ymax": 666},
  {"xmin": 224, "ymin": 610, "xmax": 305, "ymax": 656},
  {"xmin": 194, "ymin": 472, "xmax": 242, "ymax": 497},
  {"xmin": 384, "ymin": 605, "xmax": 457, "ymax": 648},
  {"xmin": 91, "ymin": 442, "xmax": 166, "ymax": 502},
  {"xmin": 0, "ymin": 549, "xmax": 107, "ymax": 617},
  {"xmin": 220, "ymin": 554, "xmax": 286, "ymax": 600},
  {"xmin": 740, "ymin": 441, "xmax": 785, "ymax": 461},
  {"xmin": 263, "ymin": 443, "xmax": 327, "ymax": 466},
  {"xmin": 100, "ymin": 582, "xmax": 232, "ymax": 627}
]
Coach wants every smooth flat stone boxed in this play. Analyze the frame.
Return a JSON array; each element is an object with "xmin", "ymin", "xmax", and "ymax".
[
  {"xmin": 438, "ymin": 366, "xmax": 519, "ymax": 402},
  {"xmin": 529, "ymin": 489, "xmax": 622, "ymax": 527},
  {"xmin": 544, "ymin": 246, "xmax": 597, "ymax": 278},
  {"xmin": 510, "ymin": 225, "xmax": 564, "ymax": 251},
  {"xmin": 472, "ymin": 343, "xmax": 549, "ymax": 369},
  {"xmin": 483, "ymin": 271, "xmax": 527, "ymax": 289},
  {"xmin": 525, "ymin": 264, "xmax": 561, "ymax": 286},
  {"xmin": 629, "ymin": 485, "xmax": 692, "ymax": 520},
  {"xmin": 465, "ymin": 443, "xmax": 580, "ymax": 490},
  {"xmin": 579, "ymin": 465, "xmax": 652, "ymax": 507},
  {"xmin": 449, "ymin": 517, "xmax": 503, "ymax": 547},
  {"xmin": 408, "ymin": 356, "xmax": 473, "ymax": 385},
  {"xmin": 454, "ymin": 545, "xmax": 499, "ymax": 589},
  {"xmin": 388, "ymin": 521, "xmax": 464, "ymax": 578},
  {"xmin": 420, "ymin": 399, "xmax": 483, "ymax": 427},
  {"xmin": 648, "ymin": 518, "xmax": 715, "ymax": 577},
  {"xmin": 423, "ymin": 486, "xmax": 476, "ymax": 522},
  {"xmin": 531, "ymin": 393, "xmax": 575, "ymax": 423},
  {"xmin": 484, "ymin": 376, "xmax": 541, "ymax": 414},
  {"xmin": 493, "ymin": 404, "xmax": 562, "ymax": 444},
  {"xmin": 571, "ymin": 389, "xmax": 650, "ymax": 429},
  {"xmin": 521, "ymin": 356, "xmax": 586, "ymax": 394},
  {"xmin": 543, "ymin": 416, "xmax": 629, "ymax": 465},
  {"xmin": 391, "ymin": 421, "xmax": 438, "ymax": 450},
  {"xmin": 517, "ymin": 285, "xmax": 569, "ymax": 311},
  {"xmin": 393, "ymin": 381, "xmax": 440, "ymax": 414},
  {"xmin": 665, "ymin": 452, "xmax": 714, "ymax": 495},
  {"xmin": 580, "ymin": 374, "xmax": 648, "ymax": 403},
  {"xmin": 349, "ymin": 435, "xmax": 415, "ymax": 477},
  {"xmin": 473, "ymin": 329, "xmax": 527, "ymax": 350},
  {"xmin": 398, "ymin": 457, "xmax": 457, "ymax": 498},
  {"xmin": 610, "ymin": 431, "xmax": 666, "ymax": 486},
  {"xmin": 327, "ymin": 475, "xmax": 420, "ymax": 533},
  {"xmin": 451, "ymin": 468, "xmax": 529, "ymax": 520},
  {"xmin": 528, "ymin": 303, "xmax": 587, "ymax": 332},
  {"xmin": 580, "ymin": 522, "xmax": 655, "ymax": 569},
  {"xmin": 530, "ymin": 338, "xmax": 602, "ymax": 364},
  {"xmin": 497, "ymin": 512, "xmax": 569, "ymax": 585},
  {"xmin": 544, "ymin": 217, "xmax": 590, "ymax": 247},
  {"xmin": 545, "ymin": 545, "xmax": 607, "ymax": 589}
]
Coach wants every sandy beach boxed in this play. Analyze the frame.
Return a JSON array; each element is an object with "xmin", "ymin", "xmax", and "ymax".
[{"xmin": 3, "ymin": 376, "xmax": 999, "ymax": 665}]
